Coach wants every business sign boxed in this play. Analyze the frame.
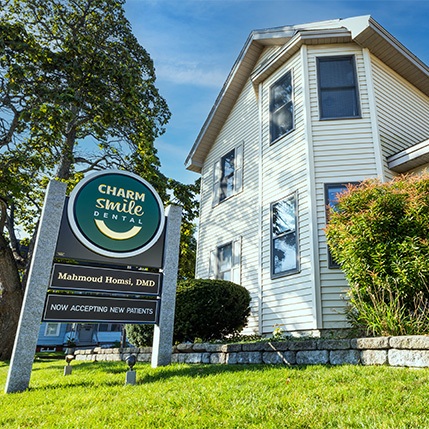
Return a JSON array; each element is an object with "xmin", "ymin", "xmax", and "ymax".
[
  {"xmin": 50, "ymin": 263, "xmax": 161, "ymax": 296},
  {"xmin": 43, "ymin": 294, "xmax": 159, "ymax": 324},
  {"xmin": 68, "ymin": 170, "xmax": 165, "ymax": 258}
]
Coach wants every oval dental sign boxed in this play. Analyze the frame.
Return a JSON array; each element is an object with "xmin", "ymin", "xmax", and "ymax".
[{"xmin": 68, "ymin": 170, "xmax": 165, "ymax": 258}]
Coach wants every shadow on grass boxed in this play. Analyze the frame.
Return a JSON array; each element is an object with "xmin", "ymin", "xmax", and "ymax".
[{"xmin": 3, "ymin": 359, "xmax": 341, "ymax": 393}]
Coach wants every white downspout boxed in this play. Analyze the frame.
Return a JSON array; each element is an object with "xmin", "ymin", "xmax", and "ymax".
[
  {"xmin": 257, "ymin": 82, "xmax": 264, "ymax": 335},
  {"xmin": 301, "ymin": 45, "xmax": 322, "ymax": 329}
]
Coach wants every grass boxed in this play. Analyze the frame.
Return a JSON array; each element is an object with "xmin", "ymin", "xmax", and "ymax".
[{"xmin": 1, "ymin": 358, "xmax": 429, "ymax": 428}]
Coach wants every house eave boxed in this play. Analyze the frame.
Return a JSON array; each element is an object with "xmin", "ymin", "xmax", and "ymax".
[
  {"xmin": 185, "ymin": 16, "xmax": 429, "ymax": 174},
  {"xmin": 387, "ymin": 139, "xmax": 429, "ymax": 173}
]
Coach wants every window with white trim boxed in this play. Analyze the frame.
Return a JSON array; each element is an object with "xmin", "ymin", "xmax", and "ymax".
[
  {"xmin": 44, "ymin": 322, "xmax": 61, "ymax": 337},
  {"xmin": 271, "ymin": 193, "xmax": 299, "ymax": 277},
  {"xmin": 270, "ymin": 71, "xmax": 294, "ymax": 143},
  {"xmin": 213, "ymin": 144, "xmax": 243, "ymax": 206},
  {"xmin": 210, "ymin": 238, "xmax": 241, "ymax": 284},
  {"xmin": 317, "ymin": 56, "xmax": 360, "ymax": 120}
]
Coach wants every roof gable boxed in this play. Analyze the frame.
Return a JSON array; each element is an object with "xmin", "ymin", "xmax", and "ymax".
[{"xmin": 185, "ymin": 16, "xmax": 429, "ymax": 173}]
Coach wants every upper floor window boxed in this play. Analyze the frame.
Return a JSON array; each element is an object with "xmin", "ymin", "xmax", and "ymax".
[
  {"xmin": 213, "ymin": 144, "xmax": 243, "ymax": 206},
  {"xmin": 317, "ymin": 56, "xmax": 360, "ymax": 120},
  {"xmin": 271, "ymin": 193, "xmax": 299, "ymax": 277},
  {"xmin": 270, "ymin": 71, "xmax": 293, "ymax": 143}
]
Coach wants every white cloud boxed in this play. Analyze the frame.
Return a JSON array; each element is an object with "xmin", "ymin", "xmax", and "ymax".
[{"xmin": 156, "ymin": 59, "xmax": 227, "ymax": 88}]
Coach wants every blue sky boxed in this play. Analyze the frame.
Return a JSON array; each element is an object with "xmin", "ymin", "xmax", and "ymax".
[{"xmin": 123, "ymin": 0, "xmax": 429, "ymax": 184}]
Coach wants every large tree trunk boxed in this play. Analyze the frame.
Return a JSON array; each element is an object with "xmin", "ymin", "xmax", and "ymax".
[{"xmin": 0, "ymin": 233, "xmax": 23, "ymax": 360}]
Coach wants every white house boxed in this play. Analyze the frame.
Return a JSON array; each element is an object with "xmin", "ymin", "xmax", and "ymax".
[{"xmin": 185, "ymin": 16, "xmax": 429, "ymax": 337}]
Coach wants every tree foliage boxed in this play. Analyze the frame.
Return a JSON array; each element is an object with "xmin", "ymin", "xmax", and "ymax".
[
  {"xmin": 325, "ymin": 175, "xmax": 429, "ymax": 336},
  {"xmin": 0, "ymin": 0, "xmax": 199, "ymax": 360}
]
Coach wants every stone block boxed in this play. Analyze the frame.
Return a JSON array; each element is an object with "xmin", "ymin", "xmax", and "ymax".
[
  {"xmin": 210, "ymin": 353, "xmax": 226, "ymax": 364},
  {"xmin": 173, "ymin": 353, "xmax": 187, "ymax": 363},
  {"xmin": 262, "ymin": 351, "xmax": 296, "ymax": 365},
  {"xmin": 192, "ymin": 343, "xmax": 209, "ymax": 352},
  {"xmin": 176, "ymin": 343, "xmax": 194, "ymax": 353},
  {"xmin": 389, "ymin": 349, "xmax": 429, "ymax": 367},
  {"xmin": 288, "ymin": 340, "xmax": 317, "ymax": 351},
  {"xmin": 205, "ymin": 344, "xmax": 224, "ymax": 353},
  {"xmin": 317, "ymin": 339, "xmax": 350, "ymax": 350},
  {"xmin": 296, "ymin": 350, "xmax": 329, "ymax": 365},
  {"xmin": 389, "ymin": 336, "xmax": 429, "ymax": 350},
  {"xmin": 242, "ymin": 342, "xmax": 265, "ymax": 352},
  {"xmin": 201, "ymin": 353, "xmax": 211, "ymax": 364},
  {"xmin": 351, "ymin": 337, "xmax": 389, "ymax": 349},
  {"xmin": 136, "ymin": 353, "xmax": 151, "ymax": 362},
  {"xmin": 330, "ymin": 350, "xmax": 360, "ymax": 365},
  {"xmin": 224, "ymin": 351, "xmax": 261, "ymax": 364},
  {"xmin": 183, "ymin": 353, "xmax": 203, "ymax": 364},
  {"xmin": 263, "ymin": 341, "xmax": 290, "ymax": 352},
  {"xmin": 221, "ymin": 344, "xmax": 242, "ymax": 353},
  {"xmin": 360, "ymin": 350, "xmax": 387, "ymax": 366}
]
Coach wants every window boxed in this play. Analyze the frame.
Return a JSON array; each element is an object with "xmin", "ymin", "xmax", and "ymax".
[
  {"xmin": 217, "ymin": 242, "xmax": 233, "ymax": 281},
  {"xmin": 98, "ymin": 323, "xmax": 122, "ymax": 332},
  {"xmin": 44, "ymin": 322, "xmax": 61, "ymax": 337},
  {"xmin": 210, "ymin": 238, "xmax": 241, "ymax": 283},
  {"xmin": 317, "ymin": 56, "xmax": 360, "ymax": 119},
  {"xmin": 213, "ymin": 144, "xmax": 243, "ymax": 206},
  {"xmin": 271, "ymin": 193, "xmax": 299, "ymax": 277},
  {"xmin": 325, "ymin": 183, "xmax": 357, "ymax": 268},
  {"xmin": 270, "ymin": 71, "xmax": 293, "ymax": 143}
]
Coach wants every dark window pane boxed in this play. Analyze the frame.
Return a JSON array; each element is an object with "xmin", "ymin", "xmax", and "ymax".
[
  {"xmin": 273, "ymin": 198, "xmax": 295, "ymax": 236},
  {"xmin": 271, "ymin": 103, "xmax": 293, "ymax": 142},
  {"xmin": 218, "ymin": 242, "xmax": 232, "ymax": 280},
  {"xmin": 320, "ymin": 88, "xmax": 359, "ymax": 118},
  {"xmin": 270, "ymin": 71, "xmax": 293, "ymax": 142},
  {"xmin": 271, "ymin": 74, "xmax": 292, "ymax": 111},
  {"xmin": 273, "ymin": 233, "xmax": 297, "ymax": 274},
  {"xmin": 220, "ymin": 150, "xmax": 235, "ymax": 201},
  {"xmin": 319, "ymin": 58, "xmax": 355, "ymax": 88}
]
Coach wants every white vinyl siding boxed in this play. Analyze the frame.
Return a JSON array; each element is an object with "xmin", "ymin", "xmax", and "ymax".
[
  {"xmin": 259, "ymin": 51, "xmax": 316, "ymax": 334},
  {"xmin": 371, "ymin": 55, "xmax": 429, "ymax": 179},
  {"xmin": 196, "ymin": 76, "xmax": 261, "ymax": 333},
  {"xmin": 195, "ymin": 36, "xmax": 428, "ymax": 337},
  {"xmin": 308, "ymin": 44, "xmax": 379, "ymax": 329}
]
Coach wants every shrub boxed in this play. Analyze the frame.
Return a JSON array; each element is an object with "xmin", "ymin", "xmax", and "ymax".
[
  {"xmin": 126, "ymin": 279, "xmax": 251, "ymax": 345},
  {"xmin": 174, "ymin": 278, "xmax": 251, "ymax": 343},
  {"xmin": 126, "ymin": 324, "xmax": 154, "ymax": 347},
  {"xmin": 325, "ymin": 174, "xmax": 429, "ymax": 336}
]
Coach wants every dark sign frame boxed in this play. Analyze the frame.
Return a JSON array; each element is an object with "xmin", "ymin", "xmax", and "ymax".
[
  {"xmin": 50, "ymin": 263, "xmax": 162, "ymax": 296},
  {"xmin": 43, "ymin": 294, "xmax": 159, "ymax": 324}
]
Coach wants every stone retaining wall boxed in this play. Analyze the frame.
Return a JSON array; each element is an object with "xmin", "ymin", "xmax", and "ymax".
[{"xmin": 74, "ymin": 335, "xmax": 429, "ymax": 368}]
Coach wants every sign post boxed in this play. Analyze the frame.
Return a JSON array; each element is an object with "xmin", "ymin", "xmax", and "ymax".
[
  {"xmin": 5, "ymin": 180, "xmax": 67, "ymax": 393},
  {"xmin": 152, "ymin": 205, "xmax": 182, "ymax": 367},
  {"xmin": 5, "ymin": 170, "xmax": 181, "ymax": 394}
]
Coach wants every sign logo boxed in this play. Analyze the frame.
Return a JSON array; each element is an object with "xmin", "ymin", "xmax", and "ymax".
[{"xmin": 68, "ymin": 170, "xmax": 165, "ymax": 258}]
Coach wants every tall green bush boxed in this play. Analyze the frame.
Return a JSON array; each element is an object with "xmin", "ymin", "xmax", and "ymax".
[
  {"xmin": 325, "ymin": 174, "xmax": 429, "ymax": 336},
  {"xmin": 127, "ymin": 278, "xmax": 251, "ymax": 345},
  {"xmin": 174, "ymin": 279, "xmax": 251, "ymax": 343}
]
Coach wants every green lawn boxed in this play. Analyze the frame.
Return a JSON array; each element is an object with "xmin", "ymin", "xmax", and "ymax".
[{"xmin": 1, "ymin": 358, "xmax": 429, "ymax": 428}]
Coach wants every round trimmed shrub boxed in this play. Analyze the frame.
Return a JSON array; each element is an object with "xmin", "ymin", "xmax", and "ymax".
[
  {"xmin": 174, "ymin": 279, "xmax": 251, "ymax": 342},
  {"xmin": 126, "ymin": 279, "xmax": 251, "ymax": 345}
]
